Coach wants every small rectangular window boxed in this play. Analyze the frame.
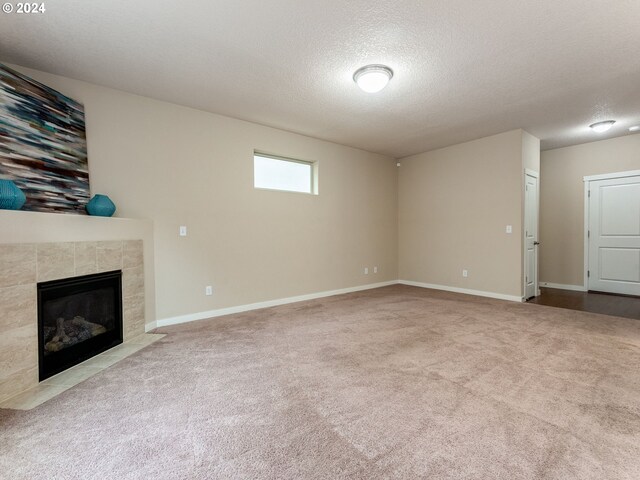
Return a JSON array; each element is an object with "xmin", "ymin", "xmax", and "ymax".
[{"xmin": 254, "ymin": 152, "xmax": 315, "ymax": 194}]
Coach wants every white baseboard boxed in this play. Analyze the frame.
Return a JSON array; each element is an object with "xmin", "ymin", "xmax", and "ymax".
[
  {"xmin": 539, "ymin": 282, "xmax": 587, "ymax": 292},
  {"xmin": 146, "ymin": 280, "xmax": 398, "ymax": 330},
  {"xmin": 398, "ymin": 280, "xmax": 523, "ymax": 303},
  {"xmin": 145, "ymin": 278, "xmax": 529, "ymax": 332}
]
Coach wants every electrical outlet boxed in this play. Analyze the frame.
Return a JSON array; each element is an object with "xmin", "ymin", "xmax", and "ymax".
[
  {"xmin": 205, "ymin": 286, "xmax": 213, "ymax": 296},
  {"xmin": 506, "ymin": 225, "xmax": 512, "ymax": 234},
  {"xmin": 374, "ymin": 266, "xmax": 378, "ymax": 274},
  {"xmin": 462, "ymin": 269, "xmax": 468, "ymax": 278},
  {"xmin": 364, "ymin": 267, "xmax": 369, "ymax": 275},
  {"xmin": 179, "ymin": 226, "xmax": 188, "ymax": 237}
]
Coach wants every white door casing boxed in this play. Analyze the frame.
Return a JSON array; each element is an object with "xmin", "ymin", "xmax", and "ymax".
[
  {"xmin": 524, "ymin": 170, "xmax": 539, "ymax": 299},
  {"xmin": 586, "ymin": 173, "xmax": 640, "ymax": 296}
]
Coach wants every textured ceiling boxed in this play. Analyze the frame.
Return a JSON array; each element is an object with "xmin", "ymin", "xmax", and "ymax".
[{"xmin": 1, "ymin": 0, "xmax": 639, "ymax": 158}]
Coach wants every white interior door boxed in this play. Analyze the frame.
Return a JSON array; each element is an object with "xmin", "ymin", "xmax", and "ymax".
[
  {"xmin": 524, "ymin": 173, "xmax": 539, "ymax": 299},
  {"xmin": 588, "ymin": 175, "xmax": 640, "ymax": 295}
]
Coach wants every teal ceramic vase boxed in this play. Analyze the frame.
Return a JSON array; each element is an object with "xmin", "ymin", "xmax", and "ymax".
[
  {"xmin": 86, "ymin": 194, "xmax": 116, "ymax": 217},
  {"xmin": 0, "ymin": 180, "xmax": 26, "ymax": 210}
]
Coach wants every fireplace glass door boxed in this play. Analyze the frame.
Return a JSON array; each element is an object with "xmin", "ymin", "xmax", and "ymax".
[{"xmin": 38, "ymin": 270, "xmax": 123, "ymax": 380}]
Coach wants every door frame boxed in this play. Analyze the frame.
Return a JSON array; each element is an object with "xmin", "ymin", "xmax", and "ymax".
[
  {"xmin": 523, "ymin": 168, "xmax": 540, "ymax": 299},
  {"xmin": 583, "ymin": 169, "xmax": 640, "ymax": 291}
]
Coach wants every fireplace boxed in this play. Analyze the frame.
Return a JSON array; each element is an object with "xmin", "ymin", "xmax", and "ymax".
[{"xmin": 38, "ymin": 270, "xmax": 123, "ymax": 380}]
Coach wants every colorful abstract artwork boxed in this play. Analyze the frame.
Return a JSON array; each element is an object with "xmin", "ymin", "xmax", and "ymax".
[{"xmin": 0, "ymin": 63, "xmax": 89, "ymax": 213}]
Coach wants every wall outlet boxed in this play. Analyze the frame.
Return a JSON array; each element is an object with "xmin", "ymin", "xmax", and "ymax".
[
  {"xmin": 205, "ymin": 285, "xmax": 213, "ymax": 296},
  {"xmin": 462, "ymin": 269, "xmax": 468, "ymax": 278},
  {"xmin": 505, "ymin": 225, "xmax": 512, "ymax": 234},
  {"xmin": 179, "ymin": 226, "xmax": 188, "ymax": 237},
  {"xmin": 374, "ymin": 266, "xmax": 378, "ymax": 274},
  {"xmin": 364, "ymin": 267, "xmax": 369, "ymax": 275}
]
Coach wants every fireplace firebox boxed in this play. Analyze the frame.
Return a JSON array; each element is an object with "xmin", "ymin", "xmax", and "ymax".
[{"xmin": 37, "ymin": 270, "xmax": 123, "ymax": 380}]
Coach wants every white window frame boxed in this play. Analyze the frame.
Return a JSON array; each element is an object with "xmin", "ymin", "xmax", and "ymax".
[{"xmin": 253, "ymin": 151, "xmax": 318, "ymax": 195}]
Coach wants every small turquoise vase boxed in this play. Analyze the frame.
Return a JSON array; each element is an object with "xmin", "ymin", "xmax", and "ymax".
[
  {"xmin": 86, "ymin": 194, "xmax": 116, "ymax": 217},
  {"xmin": 0, "ymin": 180, "xmax": 26, "ymax": 210}
]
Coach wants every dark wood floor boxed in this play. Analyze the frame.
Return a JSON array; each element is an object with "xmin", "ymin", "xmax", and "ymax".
[{"xmin": 528, "ymin": 287, "xmax": 640, "ymax": 321}]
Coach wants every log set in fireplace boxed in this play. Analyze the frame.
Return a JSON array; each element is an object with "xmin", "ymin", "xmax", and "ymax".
[{"xmin": 38, "ymin": 270, "xmax": 123, "ymax": 380}]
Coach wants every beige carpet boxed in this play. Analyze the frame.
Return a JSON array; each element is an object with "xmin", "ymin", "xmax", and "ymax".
[{"xmin": 2, "ymin": 285, "xmax": 640, "ymax": 479}]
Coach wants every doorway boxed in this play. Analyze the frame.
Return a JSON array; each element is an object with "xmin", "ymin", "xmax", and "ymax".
[
  {"xmin": 524, "ymin": 169, "xmax": 539, "ymax": 300},
  {"xmin": 585, "ymin": 171, "xmax": 640, "ymax": 296}
]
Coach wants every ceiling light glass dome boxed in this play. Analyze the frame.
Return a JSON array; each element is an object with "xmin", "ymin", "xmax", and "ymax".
[
  {"xmin": 589, "ymin": 120, "xmax": 616, "ymax": 133},
  {"xmin": 353, "ymin": 65, "xmax": 393, "ymax": 93}
]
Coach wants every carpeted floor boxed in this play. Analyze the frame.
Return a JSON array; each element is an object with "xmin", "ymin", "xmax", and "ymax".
[{"xmin": 2, "ymin": 285, "xmax": 640, "ymax": 479}]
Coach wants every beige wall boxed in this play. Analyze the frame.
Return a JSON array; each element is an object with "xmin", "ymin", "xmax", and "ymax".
[
  {"xmin": 398, "ymin": 130, "xmax": 526, "ymax": 298},
  {"xmin": 7, "ymin": 64, "xmax": 398, "ymax": 321},
  {"xmin": 539, "ymin": 134, "xmax": 640, "ymax": 286}
]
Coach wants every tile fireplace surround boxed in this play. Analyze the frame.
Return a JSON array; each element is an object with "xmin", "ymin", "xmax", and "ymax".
[{"xmin": 0, "ymin": 240, "xmax": 146, "ymax": 403}]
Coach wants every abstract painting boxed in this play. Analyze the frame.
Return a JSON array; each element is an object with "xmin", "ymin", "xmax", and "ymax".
[{"xmin": 0, "ymin": 63, "xmax": 89, "ymax": 213}]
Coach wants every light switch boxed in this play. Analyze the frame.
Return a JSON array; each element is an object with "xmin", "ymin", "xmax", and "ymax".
[
  {"xmin": 179, "ymin": 226, "xmax": 187, "ymax": 237},
  {"xmin": 506, "ymin": 225, "xmax": 512, "ymax": 234}
]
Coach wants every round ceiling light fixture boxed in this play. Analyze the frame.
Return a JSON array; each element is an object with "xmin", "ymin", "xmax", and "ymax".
[
  {"xmin": 589, "ymin": 120, "xmax": 616, "ymax": 133},
  {"xmin": 353, "ymin": 65, "xmax": 393, "ymax": 93}
]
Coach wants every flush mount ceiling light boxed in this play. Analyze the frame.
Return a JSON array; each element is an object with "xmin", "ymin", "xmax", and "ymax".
[
  {"xmin": 629, "ymin": 125, "xmax": 640, "ymax": 132},
  {"xmin": 353, "ymin": 65, "xmax": 393, "ymax": 93},
  {"xmin": 589, "ymin": 120, "xmax": 616, "ymax": 133}
]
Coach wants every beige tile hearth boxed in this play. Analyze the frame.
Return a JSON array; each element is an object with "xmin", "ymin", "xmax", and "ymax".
[
  {"xmin": 0, "ymin": 239, "xmax": 148, "ymax": 403},
  {"xmin": 0, "ymin": 333, "xmax": 165, "ymax": 411},
  {"xmin": 80, "ymin": 354, "xmax": 124, "ymax": 369},
  {"xmin": 106, "ymin": 341, "xmax": 146, "ymax": 357},
  {"xmin": 127, "ymin": 332, "xmax": 164, "ymax": 346},
  {"xmin": 0, "ymin": 384, "xmax": 70, "ymax": 410},
  {"xmin": 42, "ymin": 365, "xmax": 104, "ymax": 387},
  {"xmin": 0, "ymin": 367, "xmax": 38, "ymax": 404}
]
